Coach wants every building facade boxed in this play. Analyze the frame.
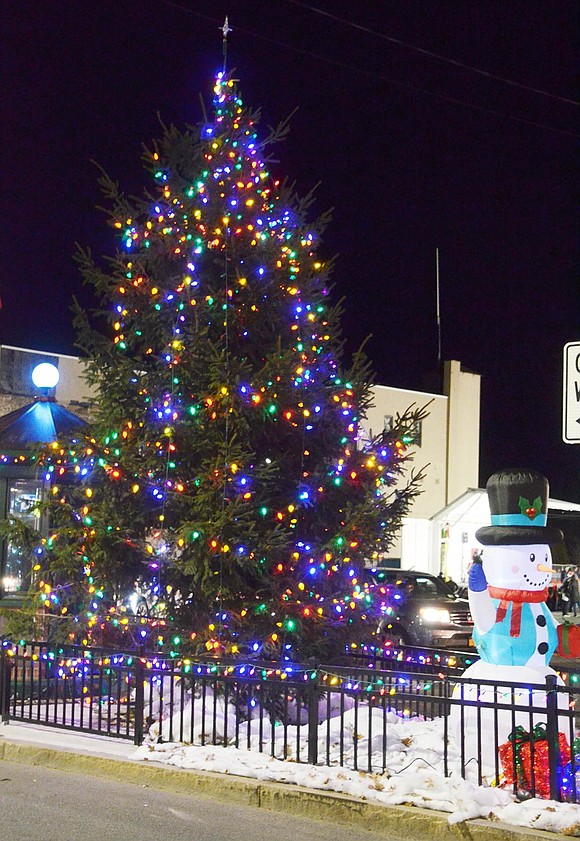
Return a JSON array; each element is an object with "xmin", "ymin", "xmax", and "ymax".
[{"xmin": 362, "ymin": 360, "xmax": 481, "ymax": 579}]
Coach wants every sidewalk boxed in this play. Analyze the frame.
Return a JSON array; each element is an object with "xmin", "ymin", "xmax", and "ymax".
[
  {"xmin": 553, "ymin": 612, "xmax": 580, "ymax": 625},
  {"xmin": 0, "ymin": 722, "xmax": 566, "ymax": 841}
]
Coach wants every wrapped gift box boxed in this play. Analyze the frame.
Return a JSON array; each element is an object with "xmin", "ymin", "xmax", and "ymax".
[{"xmin": 499, "ymin": 724, "xmax": 571, "ymax": 798}]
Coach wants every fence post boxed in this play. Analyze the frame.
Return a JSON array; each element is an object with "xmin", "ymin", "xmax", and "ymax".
[
  {"xmin": 307, "ymin": 665, "xmax": 319, "ymax": 765},
  {"xmin": 0, "ymin": 647, "xmax": 11, "ymax": 722},
  {"xmin": 443, "ymin": 676, "xmax": 449, "ymax": 778},
  {"xmin": 545, "ymin": 674, "xmax": 560, "ymax": 802},
  {"xmin": 133, "ymin": 657, "xmax": 145, "ymax": 746}
]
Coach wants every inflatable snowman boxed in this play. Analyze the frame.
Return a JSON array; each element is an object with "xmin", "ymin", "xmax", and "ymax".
[
  {"xmin": 452, "ymin": 469, "xmax": 578, "ymax": 775},
  {"xmin": 470, "ymin": 468, "xmax": 564, "ymax": 674}
]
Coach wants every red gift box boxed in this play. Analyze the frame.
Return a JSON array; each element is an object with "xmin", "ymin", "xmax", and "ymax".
[
  {"xmin": 499, "ymin": 725, "xmax": 571, "ymax": 798},
  {"xmin": 557, "ymin": 622, "xmax": 580, "ymax": 657}
]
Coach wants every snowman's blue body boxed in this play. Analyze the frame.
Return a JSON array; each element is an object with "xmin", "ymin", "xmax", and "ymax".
[{"xmin": 473, "ymin": 600, "xmax": 558, "ymax": 667}]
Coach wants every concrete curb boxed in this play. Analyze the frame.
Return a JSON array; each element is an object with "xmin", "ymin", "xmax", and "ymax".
[{"xmin": 0, "ymin": 736, "xmax": 559, "ymax": 841}]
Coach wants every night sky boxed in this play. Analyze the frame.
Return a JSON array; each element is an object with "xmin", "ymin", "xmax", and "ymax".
[{"xmin": 3, "ymin": 1, "xmax": 578, "ymax": 500}]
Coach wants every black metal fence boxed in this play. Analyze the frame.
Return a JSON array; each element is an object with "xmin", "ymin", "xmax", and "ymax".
[
  {"xmin": 1, "ymin": 639, "xmax": 578, "ymax": 803},
  {"xmin": 0, "ymin": 641, "xmax": 138, "ymax": 741}
]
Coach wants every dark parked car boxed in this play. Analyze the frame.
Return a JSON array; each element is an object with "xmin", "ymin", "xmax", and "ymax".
[{"xmin": 366, "ymin": 568, "xmax": 474, "ymax": 650}]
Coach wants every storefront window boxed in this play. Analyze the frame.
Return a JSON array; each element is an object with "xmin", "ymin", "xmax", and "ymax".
[{"xmin": 2, "ymin": 479, "xmax": 43, "ymax": 594}]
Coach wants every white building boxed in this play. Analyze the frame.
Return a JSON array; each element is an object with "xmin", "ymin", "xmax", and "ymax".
[
  {"xmin": 362, "ymin": 360, "xmax": 481, "ymax": 580},
  {"xmin": 363, "ymin": 360, "xmax": 580, "ymax": 581}
]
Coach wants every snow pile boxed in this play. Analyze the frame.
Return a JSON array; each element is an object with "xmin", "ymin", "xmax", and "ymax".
[{"xmin": 134, "ymin": 710, "xmax": 580, "ymax": 835}]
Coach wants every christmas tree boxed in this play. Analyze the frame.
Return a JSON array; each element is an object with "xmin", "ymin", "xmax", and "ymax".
[{"xmin": 18, "ymin": 70, "xmax": 426, "ymax": 659}]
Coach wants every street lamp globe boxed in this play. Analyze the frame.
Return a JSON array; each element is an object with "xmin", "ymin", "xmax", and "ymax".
[{"xmin": 31, "ymin": 362, "xmax": 60, "ymax": 390}]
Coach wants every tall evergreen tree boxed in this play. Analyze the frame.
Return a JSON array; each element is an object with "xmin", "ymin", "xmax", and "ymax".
[{"xmin": 21, "ymin": 71, "xmax": 426, "ymax": 658}]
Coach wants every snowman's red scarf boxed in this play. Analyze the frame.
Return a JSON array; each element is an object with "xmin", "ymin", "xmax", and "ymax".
[{"xmin": 488, "ymin": 586, "xmax": 548, "ymax": 637}]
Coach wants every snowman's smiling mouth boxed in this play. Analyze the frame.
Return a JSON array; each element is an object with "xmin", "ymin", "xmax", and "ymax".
[{"xmin": 523, "ymin": 573, "xmax": 549, "ymax": 588}]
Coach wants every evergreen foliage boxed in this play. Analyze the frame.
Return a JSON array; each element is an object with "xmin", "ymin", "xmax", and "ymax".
[{"xmin": 7, "ymin": 71, "xmax": 427, "ymax": 659}]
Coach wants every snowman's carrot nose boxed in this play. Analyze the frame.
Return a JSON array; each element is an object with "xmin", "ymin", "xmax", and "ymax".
[{"xmin": 536, "ymin": 563, "xmax": 554, "ymax": 573}]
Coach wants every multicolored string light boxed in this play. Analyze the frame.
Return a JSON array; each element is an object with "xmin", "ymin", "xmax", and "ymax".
[{"xmin": 8, "ymin": 69, "xmax": 424, "ymax": 659}]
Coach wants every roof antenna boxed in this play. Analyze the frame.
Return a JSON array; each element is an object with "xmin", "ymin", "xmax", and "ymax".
[
  {"xmin": 221, "ymin": 16, "xmax": 232, "ymax": 73},
  {"xmin": 436, "ymin": 247, "xmax": 442, "ymax": 367}
]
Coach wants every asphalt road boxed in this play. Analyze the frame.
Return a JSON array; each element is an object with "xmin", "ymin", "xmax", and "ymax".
[{"xmin": 0, "ymin": 760, "xmax": 399, "ymax": 841}]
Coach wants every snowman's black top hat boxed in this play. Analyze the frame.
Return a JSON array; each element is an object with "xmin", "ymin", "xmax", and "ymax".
[{"xmin": 475, "ymin": 468, "xmax": 563, "ymax": 547}]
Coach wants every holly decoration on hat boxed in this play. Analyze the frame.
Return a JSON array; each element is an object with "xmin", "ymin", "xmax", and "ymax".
[{"xmin": 518, "ymin": 496, "xmax": 543, "ymax": 520}]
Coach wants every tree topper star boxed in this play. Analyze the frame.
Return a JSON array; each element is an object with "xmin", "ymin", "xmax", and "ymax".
[{"xmin": 221, "ymin": 16, "xmax": 232, "ymax": 40}]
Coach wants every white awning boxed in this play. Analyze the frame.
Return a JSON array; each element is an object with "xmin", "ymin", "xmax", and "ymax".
[{"xmin": 431, "ymin": 489, "xmax": 580, "ymax": 528}]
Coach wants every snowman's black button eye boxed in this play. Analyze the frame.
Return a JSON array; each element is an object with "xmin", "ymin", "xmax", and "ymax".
[{"xmin": 529, "ymin": 553, "xmax": 535, "ymax": 562}]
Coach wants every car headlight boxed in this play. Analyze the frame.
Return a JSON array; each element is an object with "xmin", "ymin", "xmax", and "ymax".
[{"xmin": 419, "ymin": 607, "xmax": 450, "ymax": 624}]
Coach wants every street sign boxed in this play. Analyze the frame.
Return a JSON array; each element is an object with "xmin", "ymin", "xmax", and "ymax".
[{"xmin": 563, "ymin": 341, "xmax": 580, "ymax": 443}]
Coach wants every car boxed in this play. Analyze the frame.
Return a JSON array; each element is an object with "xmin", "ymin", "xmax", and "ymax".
[{"xmin": 365, "ymin": 568, "xmax": 475, "ymax": 650}]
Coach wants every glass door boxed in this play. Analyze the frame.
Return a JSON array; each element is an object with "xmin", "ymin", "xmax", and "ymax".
[{"xmin": 2, "ymin": 478, "xmax": 44, "ymax": 594}]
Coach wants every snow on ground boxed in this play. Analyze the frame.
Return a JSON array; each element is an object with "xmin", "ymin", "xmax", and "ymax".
[
  {"xmin": 134, "ymin": 706, "xmax": 580, "ymax": 836},
  {"xmin": 136, "ymin": 739, "xmax": 580, "ymax": 835}
]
